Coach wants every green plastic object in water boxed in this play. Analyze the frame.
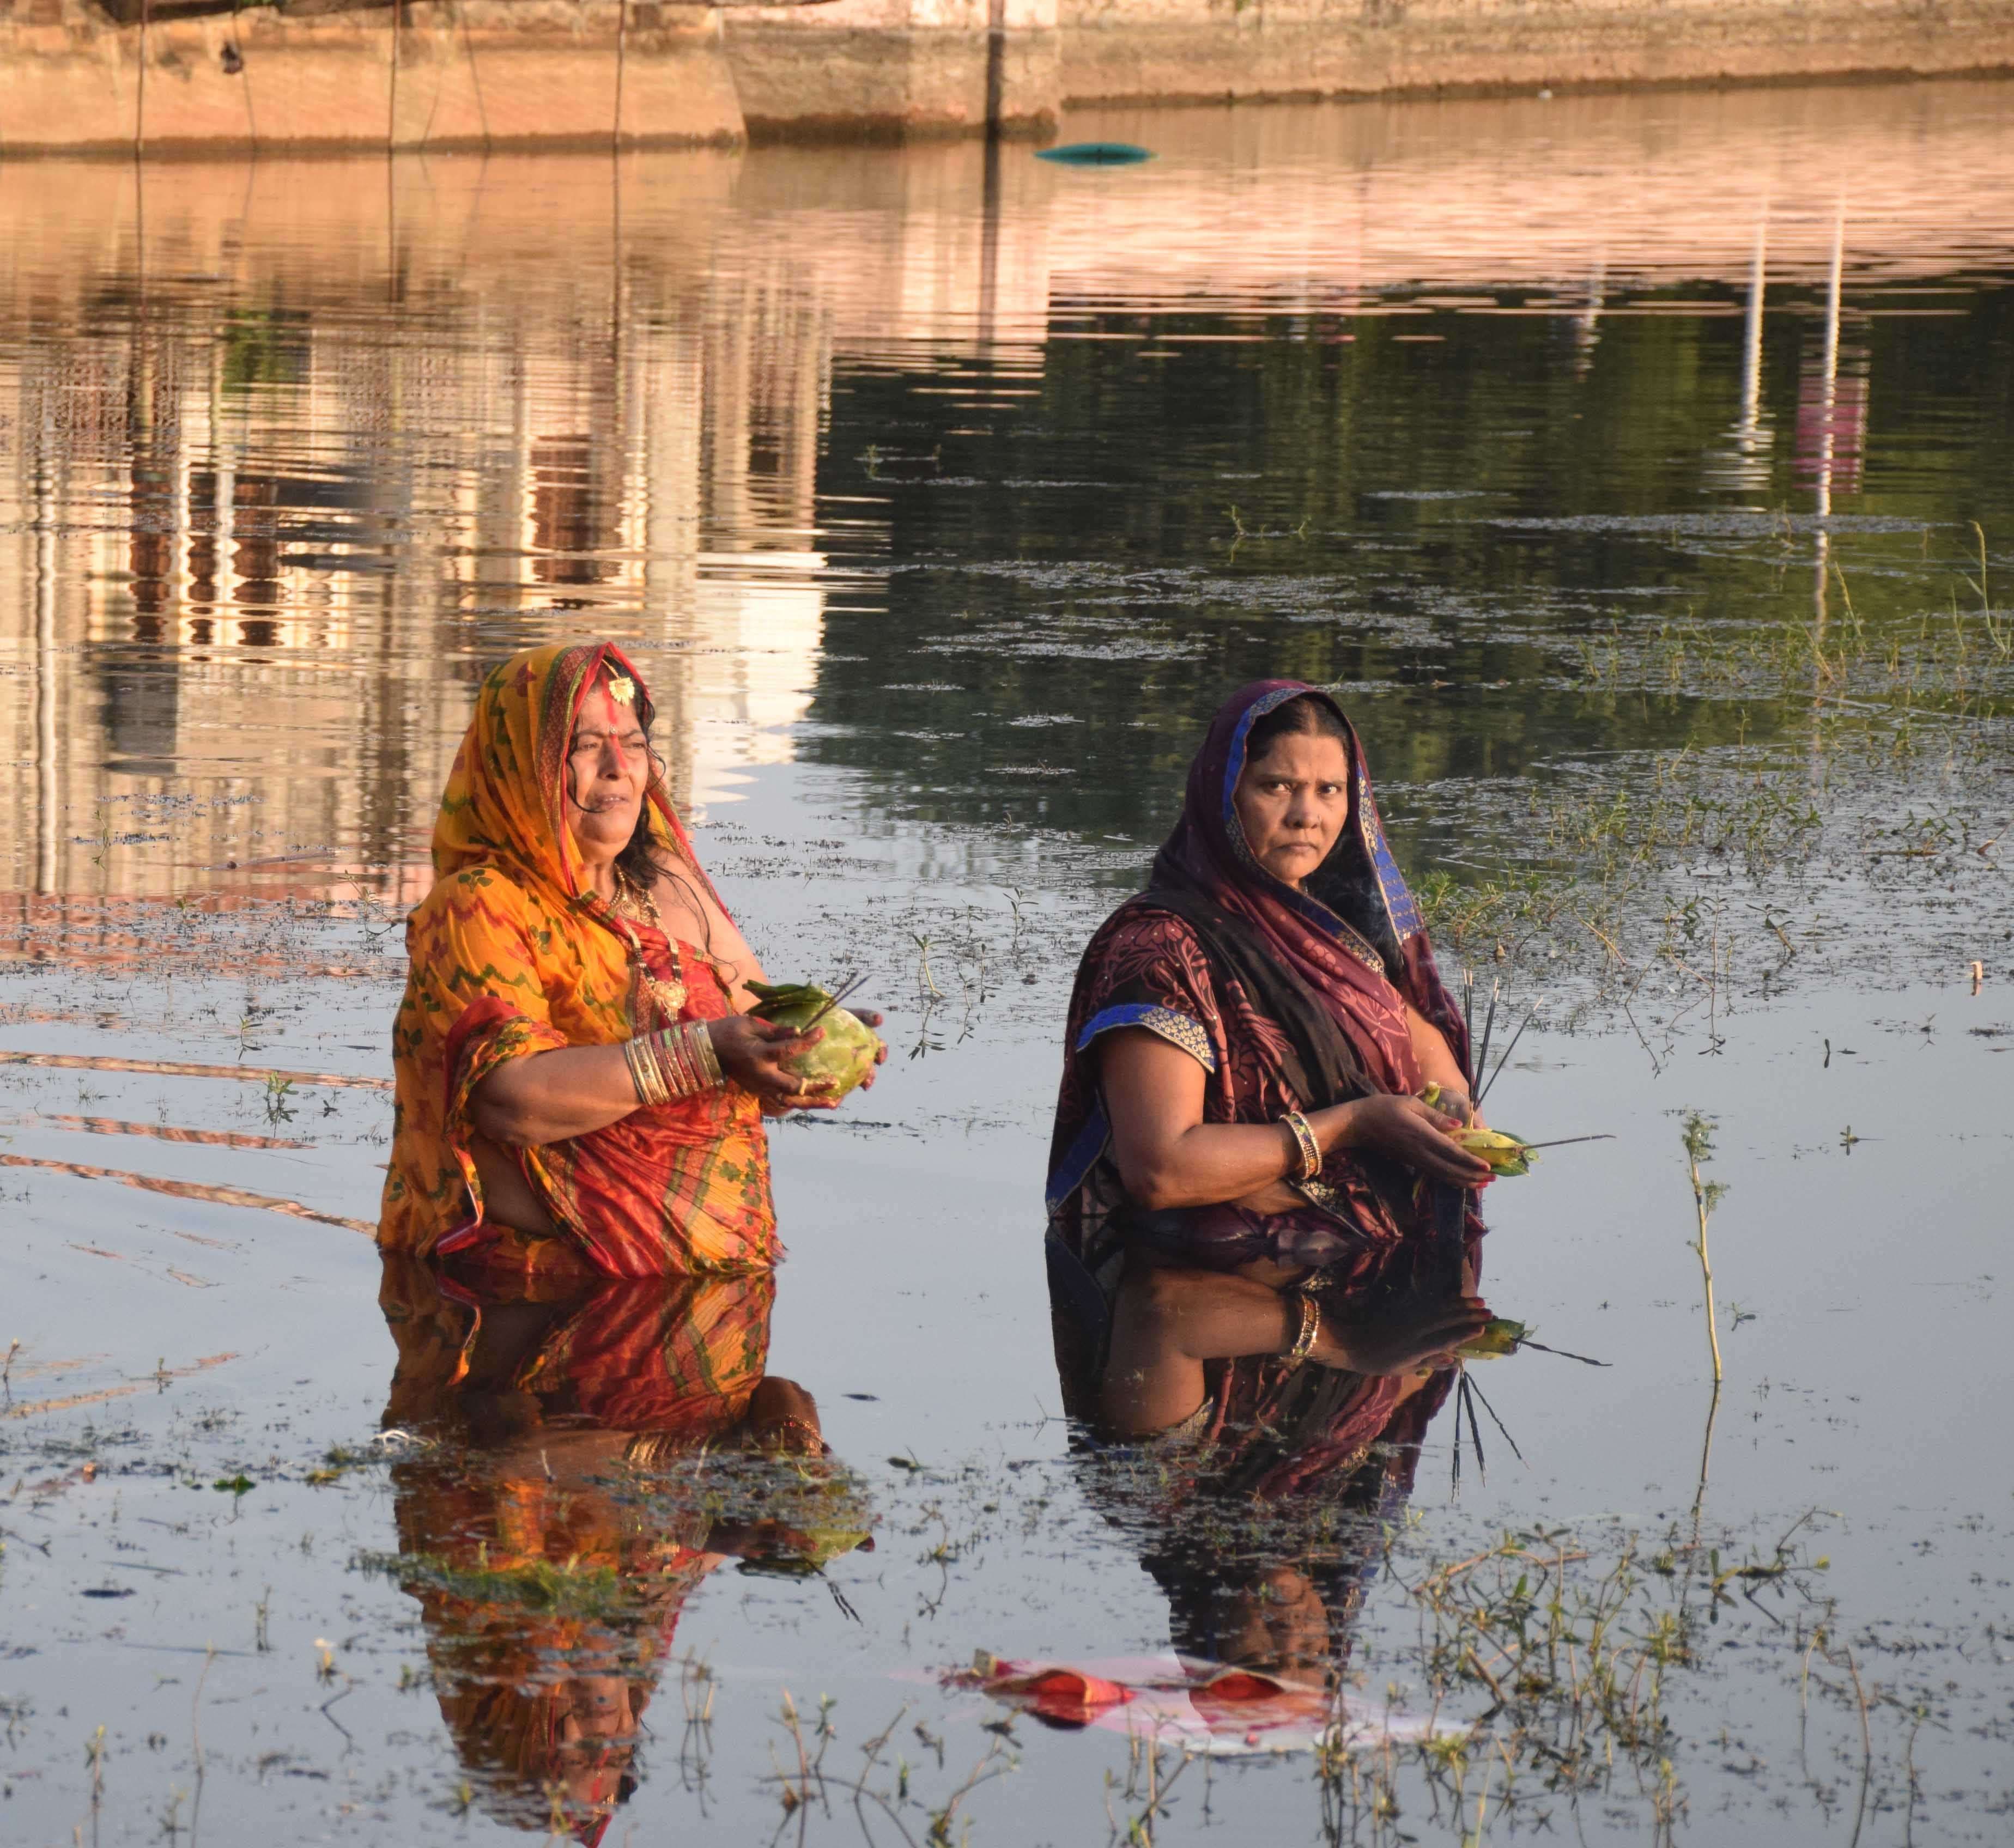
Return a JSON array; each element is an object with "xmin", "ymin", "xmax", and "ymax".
[
  {"xmin": 1036, "ymin": 143, "xmax": 1154, "ymax": 166},
  {"xmin": 744, "ymin": 981, "xmax": 882, "ymax": 1102}
]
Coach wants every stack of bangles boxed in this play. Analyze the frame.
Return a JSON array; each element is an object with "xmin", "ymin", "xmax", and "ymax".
[
  {"xmin": 622, "ymin": 1020, "xmax": 725, "ymax": 1108},
  {"xmin": 1285, "ymin": 1288, "xmax": 1322, "ymax": 1365},
  {"xmin": 1279, "ymin": 1107, "xmax": 1323, "ymax": 1181}
]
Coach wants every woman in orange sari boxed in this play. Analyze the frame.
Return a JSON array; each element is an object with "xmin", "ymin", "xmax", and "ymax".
[{"xmin": 379, "ymin": 641, "xmax": 879, "ymax": 1280}]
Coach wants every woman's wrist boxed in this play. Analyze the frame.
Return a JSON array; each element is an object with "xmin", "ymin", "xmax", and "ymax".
[
  {"xmin": 1281, "ymin": 1288, "xmax": 1321, "ymax": 1363},
  {"xmin": 689, "ymin": 1019, "xmax": 725, "ymax": 1087},
  {"xmin": 624, "ymin": 1020, "xmax": 726, "ymax": 1107},
  {"xmin": 1279, "ymin": 1109, "xmax": 1323, "ymax": 1181},
  {"xmin": 1312, "ymin": 1099, "xmax": 1364, "ymax": 1151}
]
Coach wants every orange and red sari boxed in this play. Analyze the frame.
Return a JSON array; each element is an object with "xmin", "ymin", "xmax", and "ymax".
[
  {"xmin": 378, "ymin": 642, "xmax": 777, "ymax": 1279},
  {"xmin": 375, "ymin": 1257, "xmax": 778, "ymax": 1844}
]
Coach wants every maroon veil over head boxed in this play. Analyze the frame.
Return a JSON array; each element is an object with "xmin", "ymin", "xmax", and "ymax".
[{"xmin": 1148, "ymin": 678, "xmax": 1470, "ymax": 1092}]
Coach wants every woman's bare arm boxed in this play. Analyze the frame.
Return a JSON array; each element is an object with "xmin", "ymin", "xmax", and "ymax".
[
  {"xmin": 1406, "ymin": 1002, "xmax": 1475, "ymax": 1114},
  {"xmin": 470, "ymin": 1015, "xmax": 834, "ymax": 1146},
  {"xmin": 469, "ymin": 1042, "xmax": 648, "ymax": 1146},
  {"xmin": 1102, "ymin": 1032, "xmax": 1309, "ymax": 1210},
  {"xmin": 1100, "ymin": 1262, "xmax": 1493, "ymax": 1436},
  {"xmin": 1100, "ymin": 1028, "xmax": 1491, "ymax": 1211}
]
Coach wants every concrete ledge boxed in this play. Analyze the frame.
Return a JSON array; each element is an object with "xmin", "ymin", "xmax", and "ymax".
[
  {"xmin": 0, "ymin": 3, "xmax": 745, "ymax": 153},
  {"xmin": 1057, "ymin": 0, "xmax": 2014, "ymax": 105},
  {"xmin": 0, "ymin": 0, "xmax": 2009, "ymax": 150},
  {"xmin": 729, "ymin": 25, "xmax": 1061, "ymax": 139}
]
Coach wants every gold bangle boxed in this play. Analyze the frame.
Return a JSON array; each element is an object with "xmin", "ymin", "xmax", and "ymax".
[
  {"xmin": 1281, "ymin": 1109, "xmax": 1322, "ymax": 1182},
  {"xmin": 623, "ymin": 1035, "xmax": 669, "ymax": 1108},
  {"xmin": 640, "ymin": 1023, "xmax": 726, "ymax": 1101},
  {"xmin": 655, "ymin": 1025, "xmax": 694, "ymax": 1096},
  {"xmin": 686, "ymin": 1019, "xmax": 724, "ymax": 1087},
  {"xmin": 624, "ymin": 1431, "xmax": 675, "ymax": 1471},
  {"xmin": 676, "ymin": 1030, "xmax": 702, "ymax": 1095},
  {"xmin": 1285, "ymin": 1290, "xmax": 1321, "ymax": 1365}
]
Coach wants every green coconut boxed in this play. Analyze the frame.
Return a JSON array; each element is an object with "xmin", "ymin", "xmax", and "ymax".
[{"xmin": 744, "ymin": 981, "xmax": 882, "ymax": 1102}]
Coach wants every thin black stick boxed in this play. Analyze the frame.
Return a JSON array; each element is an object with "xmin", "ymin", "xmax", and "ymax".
[
  {"xmin": 1475, "ymin": 980, "xmax": 1501, "ymax": 1094},
  {"xmin": 1462, "ymin": 968, "xmax": 1475, "ymax": 1066},
  {"xmin": 799, "ymin": 974, "xmax": 868, "ymax": 1032},
  {"xmin": 1476, "ymin": 1007, "xmax": 1538, "ymax": 1107},
  {"xmin": 1515, "ymin": 1337, "xmax": 1611, "ymax": 1367},
  {"xmin": 1515, "ymin": 1134, "xmax": 1617, "ymax": 1153},
  {"xmin": 1461, "ymin": 1373, "xmax": 1487, "ymax": 1481},
  {"xmin": 1463, "ymin": 1371, "xmax": 1525, "ymax": 1464}
]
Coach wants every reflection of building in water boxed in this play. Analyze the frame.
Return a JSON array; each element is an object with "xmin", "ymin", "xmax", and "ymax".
[
  {"xmin": 2, "ymin": 89, "xmax": 2002, "ymax": 904},
  {"xmin": 0, "ymin": 161, "xmax": 842, "ymax": 900}
]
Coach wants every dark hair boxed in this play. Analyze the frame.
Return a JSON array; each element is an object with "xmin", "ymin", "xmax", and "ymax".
[{"xmin": 1243, "ymin": 693, "xmax": 1349, "ymax": 767}]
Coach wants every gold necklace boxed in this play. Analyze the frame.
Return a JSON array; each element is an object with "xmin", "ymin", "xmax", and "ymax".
[{"xmin": 610, "ymin": 873, "xmax": 687, "ymax": 1019}]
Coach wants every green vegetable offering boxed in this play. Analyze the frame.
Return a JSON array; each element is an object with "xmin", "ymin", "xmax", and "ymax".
[
  {"xmin": 1451, "ymin": 1126, "xmax": 1535, "ymax": 1176},
  {"xmin": 744, "ymin": 981, "xmax": 883, "ymax": 1102},
  {"xmin": 1457, "ymin": 1316, "xmax": 1528, "ymax": 1360}
]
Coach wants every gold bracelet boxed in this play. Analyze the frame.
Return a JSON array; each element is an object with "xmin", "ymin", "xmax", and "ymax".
[
  {"xmin": 686, "ymin": 1019, "xmax": 724, "ymax": 1087},
  {"xmin": 1280, "ymin": 1109, "xmax": 1322, "ymax": 1182},
  {"xmin": 639, "ymin": 1022, "xmax": 727, "ymax": 1102},
  {"xmin": 1285, "ymin": 1290, "xmax": 1321, "ymax": 1365},
  {"xmin": 657, "ymin": 1024, "xmax": 696, "ymax": 1097},
  {"xmin": 624, "ymin": 1431, "xmax": 675, "ymax": 1472},
  {"xmin": 623, "ymin": 1035, "xmax": 670, "ymax": 1108}
]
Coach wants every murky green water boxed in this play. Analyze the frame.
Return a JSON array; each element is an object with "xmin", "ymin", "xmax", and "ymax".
[{"xmin": 3, "ymin": 79, "xmax": 2012, "ymax": 1846}]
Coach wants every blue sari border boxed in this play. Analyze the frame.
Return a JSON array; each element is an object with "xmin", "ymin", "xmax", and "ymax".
[
  {"xmin": 1045, "ymin": 1102, "xmax": 1114, "ymax": 1212},
  {"xmin": 1361, "ymin": 769, "xmax": 1423, "ymax": 941},
  {"xmin": 1218, "ymin": 684, "xmax": 1306, "ymax": 850},
  {"xmin": 1073, "ymin": 1002, "xmax": 1218, "ymax": 1072}
]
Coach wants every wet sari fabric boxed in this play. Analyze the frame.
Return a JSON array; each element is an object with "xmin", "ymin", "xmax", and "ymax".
[
  {"xmin": 379, "ymin": 642, "xmax": 776, "ymax": 1279},
  {"xmin": 1046, "ymin": 680, "xmax": 1477, "ymax": 1403},
  {"xmin": 376, "ymin": 1259, "xmax": 774, "ymax": 1843},
  {"xmin": 996, "ymin": 1260, "xmax": 1464, "ymax": 1753}
]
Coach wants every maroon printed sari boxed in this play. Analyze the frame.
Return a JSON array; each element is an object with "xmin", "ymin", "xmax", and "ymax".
[{"xmin": 1046, "ymin": 680, "xmax": 1482, "ymax": 1413}]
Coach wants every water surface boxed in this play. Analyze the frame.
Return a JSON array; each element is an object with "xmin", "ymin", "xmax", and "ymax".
[{"xmin": 2, "ymin": 78, "xmax": 2012, "ymax": 1846}]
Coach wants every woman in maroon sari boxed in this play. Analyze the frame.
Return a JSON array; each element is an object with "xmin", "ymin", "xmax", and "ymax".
[{"xmin": 1047, "ymin": 680, "xmax": 1494, "ymax": 1435}]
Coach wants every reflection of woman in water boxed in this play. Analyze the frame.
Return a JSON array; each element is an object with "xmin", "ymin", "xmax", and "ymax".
[
  {"xmin": 1047, "ymin": 680, "xmax": 1492, "ymax": 1437},
  {"xmin": 994, "ymin": 1260, "xmax": 1476, "ymax": 1750},
  {"xmin": 378, "ymin": 1258, "xmax": 869, "ymax": 1844},
  {"xmin": 378, "ymin": 641, "xmax": 880, "ymax": 1281}
]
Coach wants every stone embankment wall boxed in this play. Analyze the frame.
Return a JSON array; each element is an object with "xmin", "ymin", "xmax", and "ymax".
[
  {"xmin": 1054, "ymin": 0, "xmax": 2014, "ymax": 110},
  {"xmin": 0, "ymin": 3, "xmax": 747, "ymax": 152},
  {"xmin": 0, "ymin": 0, "xmax": 2008, "ymax": 151}
]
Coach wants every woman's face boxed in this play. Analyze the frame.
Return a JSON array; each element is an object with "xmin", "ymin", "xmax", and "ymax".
[
  {"xmin": 1232, "ymin": 730, "xmax": 1351, "ymax": 886},
  {"xmin": 566, "ymin": 678, "xmax": 651, "ymax": 872}
]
